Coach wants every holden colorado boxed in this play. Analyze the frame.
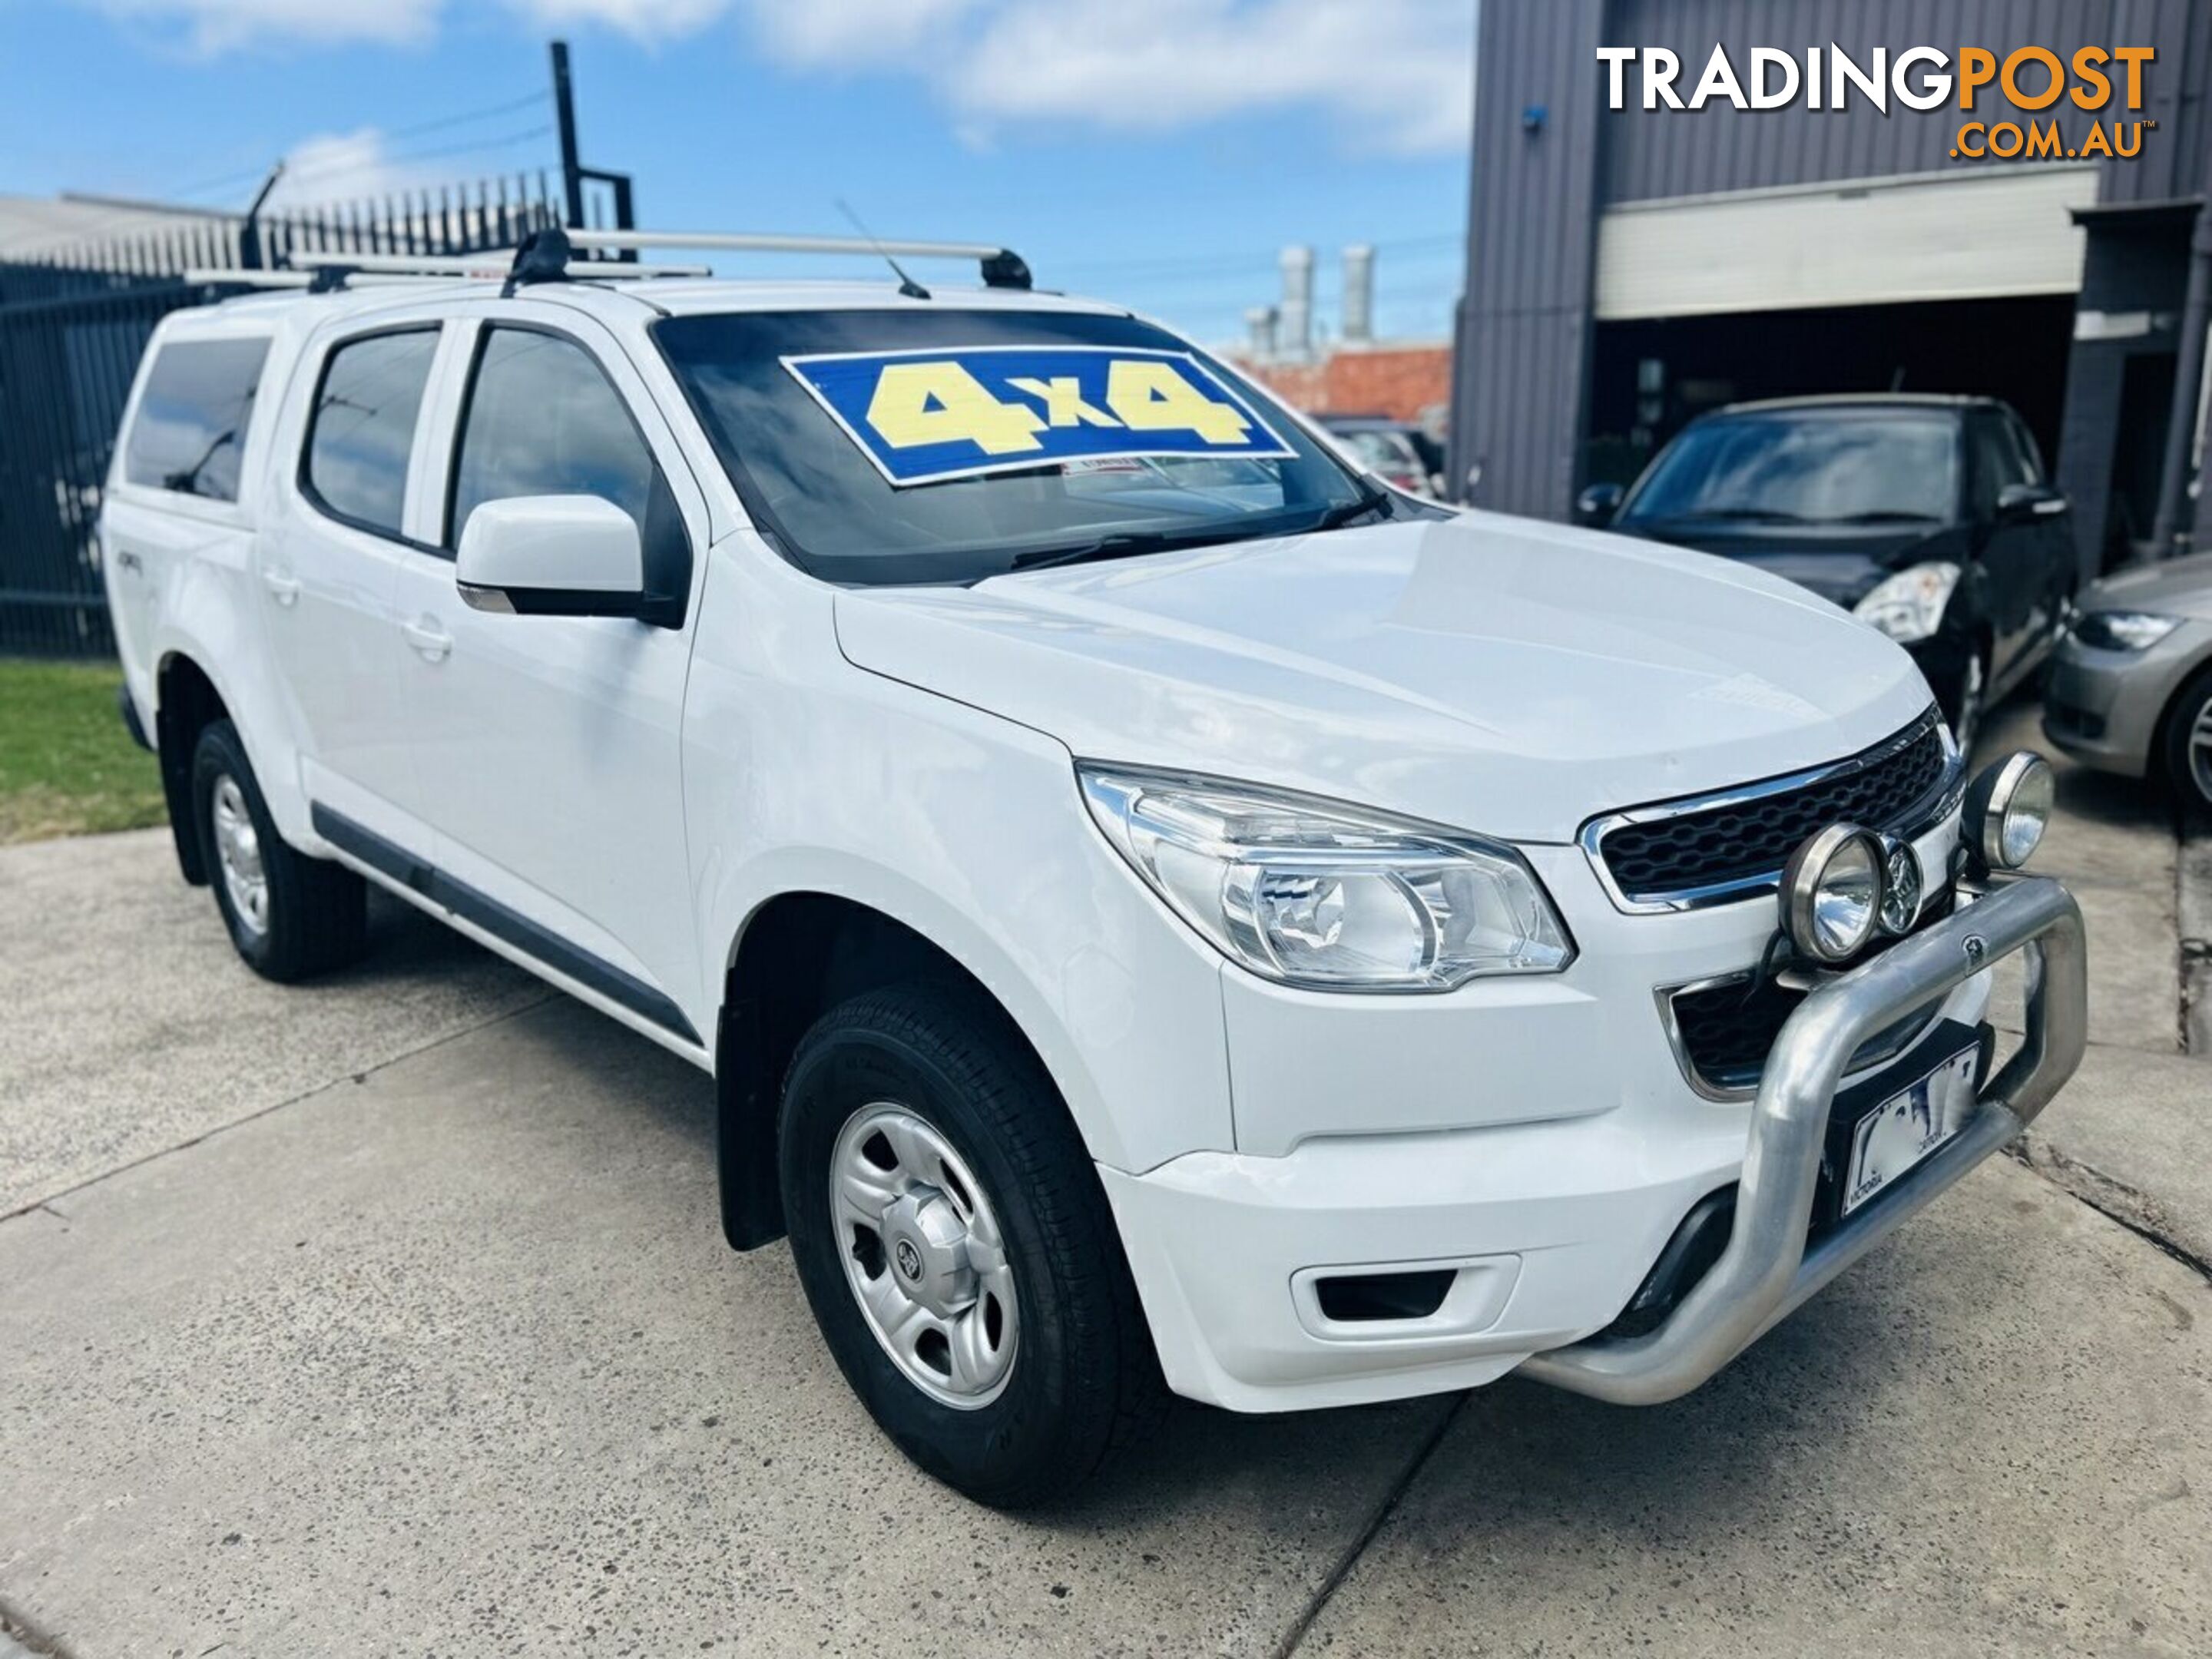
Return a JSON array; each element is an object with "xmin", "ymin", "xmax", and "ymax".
[{"xmin": 98, "ymin": 229, "xmax": 2087, "ymax": 1507}]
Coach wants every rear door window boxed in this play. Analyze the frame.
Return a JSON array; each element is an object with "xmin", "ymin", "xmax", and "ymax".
[
  {"xmin": 301, "ymin": 329, "xmax": 441, "ymax": 538},
  {"xmin": 124, "ymin": 336, "xmax": 271, "ymax": 502}
]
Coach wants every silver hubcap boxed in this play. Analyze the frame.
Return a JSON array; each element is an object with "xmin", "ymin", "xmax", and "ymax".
[
  {"xmin": 2189, "ymin": 693, "xmax": 2212, "ymax": 803},
  {"xmin": 210, "ymin": 776, "xmax": 269, "ymax": 939},
  {"xmin": 830, "ymin": 1103, "xmax": 1018, "ymax": 1409}
]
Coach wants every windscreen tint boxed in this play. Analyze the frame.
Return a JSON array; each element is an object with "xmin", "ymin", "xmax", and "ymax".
[
  {"xmin": 654, "ymin": 310, "xmax": 1369, "ymax": 584},
  {"xmin": 124, "ymin": 336, "xmax": 271, "ymax": 502},
  {"xmin": 1619, "ymin": 412, "xmax": 1960, "ymax": 530}
]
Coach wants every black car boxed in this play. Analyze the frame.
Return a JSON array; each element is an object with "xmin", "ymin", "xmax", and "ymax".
[{"xmin": 1578, "ymin": 396, "xmax": 2076, "ymax": 750}]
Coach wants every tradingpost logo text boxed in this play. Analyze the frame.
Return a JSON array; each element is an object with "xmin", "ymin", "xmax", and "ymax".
[{"xmin": 1596, "ymin": 45, "xmax": 2156, "ymax": 161}]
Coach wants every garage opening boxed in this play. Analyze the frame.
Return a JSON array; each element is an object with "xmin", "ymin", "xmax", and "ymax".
[{"xmin": 1582, "ymin": 293, "xmax": 2078, "ymax": 495}]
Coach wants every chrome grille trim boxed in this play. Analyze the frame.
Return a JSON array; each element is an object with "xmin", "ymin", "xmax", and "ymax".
[{"xmin": 1581, "ymin": 707, "xmax": 1963, "ymax": 915}]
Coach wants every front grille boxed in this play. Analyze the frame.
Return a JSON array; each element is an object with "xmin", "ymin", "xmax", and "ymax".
[
  {"xmin": 1592, "ymin": 710, "xmax": 1951, "ymax": 907},
  {"xmin": 1664, "ymin": 964, "xmax": 1947, "ymax": 1097}
]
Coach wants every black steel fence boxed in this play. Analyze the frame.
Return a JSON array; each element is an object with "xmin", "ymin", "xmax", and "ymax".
[{"xmin": 0, "ymin": 171, "xmax": 568, "ymax": 657}]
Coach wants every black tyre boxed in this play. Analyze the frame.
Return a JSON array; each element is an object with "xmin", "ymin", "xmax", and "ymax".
[
  {"xmin": 780, "ymin": 982, "xmax": 1164, "ymax": 1508},
  {"xmin": 191, "ymin": 719, "xmax": 368, "ymax": 982},
  {"xmin": 2158, "ymin": 663, "xmax": 2212, "ymax": 820}
]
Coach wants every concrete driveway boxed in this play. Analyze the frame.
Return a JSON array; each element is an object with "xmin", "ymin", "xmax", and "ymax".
[{"xmin": 4, "ymin": 710, "xmax": 2209, "ymax": 1657}]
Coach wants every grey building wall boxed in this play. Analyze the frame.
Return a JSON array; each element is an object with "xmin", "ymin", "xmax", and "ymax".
[
  {"xmin": 1451, "ymin": 0, "xmax": 1608, "ymax": 517},
  {"xmin": 1455, "ymin": 0, "xmax": 2212, "ymax": 519}
]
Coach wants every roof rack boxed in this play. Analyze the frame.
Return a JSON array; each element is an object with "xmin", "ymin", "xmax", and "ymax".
[
  {"xmin": 180, "ymin": 223, "xmax": 1033, "ymax": 300},
  {"xmin": 565, "ymin": 228, "xmax": 1033, "ymax": 290},
  {"xmin": 286, "ymin": 250, "xmax": 712, "ymax": 282}
]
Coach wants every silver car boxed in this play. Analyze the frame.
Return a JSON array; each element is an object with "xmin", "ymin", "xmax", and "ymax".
[{"xmin": 2043, "ymin": 552, "xmax": 2212, "ymax": 814}]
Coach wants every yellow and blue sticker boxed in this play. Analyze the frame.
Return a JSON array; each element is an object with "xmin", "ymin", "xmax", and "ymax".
[{"xmin": 781, "ymin": 345, "xmax": 1295, "ymax": 487}]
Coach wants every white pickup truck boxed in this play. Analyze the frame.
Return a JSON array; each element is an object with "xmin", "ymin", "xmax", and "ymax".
[{"xmin": 100, "ymin": 229, "xmax": 2087, "ymax": 1507}]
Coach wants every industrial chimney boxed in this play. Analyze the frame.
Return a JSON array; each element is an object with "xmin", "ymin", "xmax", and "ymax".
[
  {"xmin": 1342, "ymin": 243, "xmax": 1375, "ymax": 344},
  {"xmin": 1278, "ymin": 245, "xmax": 1314, "ymax": 362},
  {"xmin": 1244, "ymin": 304, "xmax": 1280, "ymax": 363}
]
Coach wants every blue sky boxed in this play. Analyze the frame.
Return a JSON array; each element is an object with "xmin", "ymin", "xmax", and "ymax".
[{"xmin": 0, "ymin": 0, "xmax": 1476, "ymax": 346}]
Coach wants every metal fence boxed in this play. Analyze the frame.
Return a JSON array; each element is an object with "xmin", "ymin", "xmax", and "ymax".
[{"xmin": 0, "ymin": 171, "xmax": 568, "ymax": 657}]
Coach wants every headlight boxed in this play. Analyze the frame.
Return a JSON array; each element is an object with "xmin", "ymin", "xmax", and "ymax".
[
  {"xmin": 2071, "ymin": 610, "xmax": 2181, "ymax": 651},
  {"xmin": 1078, "ymin": 767, "xmax": 1573, "ymax": 991},
  {"xmin": 1779, "ymin": 823, "xmax": 1885, "ymax": 963},
  {"xmin": 1962, "ymin": 751, "xmax": 2053, "ymax": 872},
  {"xmin": 1853, "ymin": 562, "xmax": 1961, "ymax": 644}
]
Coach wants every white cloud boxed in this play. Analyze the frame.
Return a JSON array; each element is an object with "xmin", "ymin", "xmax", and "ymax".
[
  {"xmin": 92, "ymin": 0, "xmax": 441, "ymax": 53},
  {"xmin": 742, "ymin": 0, "xmax": 985, "ymax": 68},
  {"xmin": 84, "ymin": 0, "xmax": 1477, "ymax": 155},
  {"xmin": 260, "ymin": 127, "xmax": 449, "ymax": 208},
  {"xmin": 741, "ymin": 0, "xmax": 1476, "ymax": 154},
  {"xmin": 506, "ymin": 0, "xmax": 733, "ymax": 44}
]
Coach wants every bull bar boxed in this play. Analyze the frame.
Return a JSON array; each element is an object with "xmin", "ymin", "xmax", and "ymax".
[{"xmin": 1518, "ymin": 874, "xmax": 2088, "ymax": 1405}]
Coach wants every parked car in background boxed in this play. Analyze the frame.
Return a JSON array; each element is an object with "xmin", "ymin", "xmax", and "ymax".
[
  {"xmin": 1320, "ymin": 415, "xmax": 1444, "ymax": 498},
  {"xmin": 1580, "ymin": 396, "xmax": 2077, "ymax": 752},
  {"xmin": 2044, "ymin": 552, "xmax": 2212, "ymax": 816}
]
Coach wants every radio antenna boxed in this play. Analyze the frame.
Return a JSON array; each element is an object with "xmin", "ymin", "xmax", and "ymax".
[{"xmin": 836, "ymin": 198, "xmax": 930, "ymax": 300}]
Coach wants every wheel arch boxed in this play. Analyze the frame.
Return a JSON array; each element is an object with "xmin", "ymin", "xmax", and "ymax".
[
  {"xmin": 153, "ymin": 649, "xmax": 233, "ymax": 884},
  {"xmin": 715, "ymin": 890, "xmax": 1068, "ymax": 1251},
  {"xmin": 2150, "ymin": 651, "xmax": 2212, "ymax": 800}
]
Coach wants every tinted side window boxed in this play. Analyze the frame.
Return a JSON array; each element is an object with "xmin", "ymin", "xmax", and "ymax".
[
  {"xmin": 124, "ymin": 337, "xmax": 270, "ymax": 502},
  {"xmin": 449, "ymin": 329, "xmax": 658, "ymax": 539},
  {"xmin": 303, "ymin": 329, "xmax": 439, "ymax": 537}
]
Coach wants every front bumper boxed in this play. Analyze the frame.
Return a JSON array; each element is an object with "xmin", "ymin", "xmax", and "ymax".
[{"xmin": 1105, "ymin": 877, "xmax": 2085, "ymax": 1413}]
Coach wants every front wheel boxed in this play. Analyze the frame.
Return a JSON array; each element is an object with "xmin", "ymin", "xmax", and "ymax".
[
  {"xmin": 2158, "ymin": 664, "xmax": 2212, "ymax": 820},
  {"xmin": 779, "ymin": 984, "xmax": 1164, "ymax": 1508}
]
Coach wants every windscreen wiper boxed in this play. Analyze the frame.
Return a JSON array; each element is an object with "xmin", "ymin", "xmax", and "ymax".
[
  {"xmin": 1306, "ymin": 485, "xmax": 1396, "ymax": 532},
  {"xmin": 1007, "ymin": 528, "xmax": 1236, "ymax": 574},
  {"xmin": 1006, "ymin": 488, "xmax": 1396, "ymax": 576}
]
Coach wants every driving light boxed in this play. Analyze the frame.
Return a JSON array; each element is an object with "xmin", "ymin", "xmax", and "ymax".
[
  {"xmin": 1854, "ymin": 562, "xmax": 1961, "ymax": 644},
  {"xmin": 1779, "ymin": 824, "xmax": 1885, "ymax": 963},
  {"xmin": 2071, "ymin": 610, "xmax": 2181, "ymax": 652},
  {"xmin": 1078, "ymin": 767, "xmax": 1573, "ymax": 990},
  {"xmin": 1962, "ymin": 751, "xmax": 2053, "ymax": 873}
]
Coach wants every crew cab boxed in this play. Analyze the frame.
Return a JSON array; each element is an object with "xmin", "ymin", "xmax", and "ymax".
[
  {"xmin": 101, "ymin": 230, "xmax": 2088, "ymax": 1507},
  {"xmin": 1579, "ymin": 395, "xmax": 2078, "ymax": 753}
]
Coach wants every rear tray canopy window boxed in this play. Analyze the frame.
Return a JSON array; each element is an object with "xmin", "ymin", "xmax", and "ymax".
[{"xmin": 124, "ymin": 336, "xmax": 272, "ymax": 503}]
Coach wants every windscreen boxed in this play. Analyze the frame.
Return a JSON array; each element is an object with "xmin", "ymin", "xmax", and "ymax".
[
  {"xmin": 654, "ymin": 309, "xmax": 1373, "ymax": 584},
  {"xmin": 1618, "ymin": 411, "xmax": 1960, "ymax": 531}
]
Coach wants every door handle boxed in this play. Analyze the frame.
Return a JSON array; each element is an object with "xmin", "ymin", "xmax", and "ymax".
[
  {"xmin": 262, "ymin": 569, "xmax": 301, "ymax": 606},
  {"xmin": 402, "ymin": 618, "xmax": 452, "ymax": 663}
]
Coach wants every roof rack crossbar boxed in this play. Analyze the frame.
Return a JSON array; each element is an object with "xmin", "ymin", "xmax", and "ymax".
[
  {"xmin": 565, "ymin": 228, "xmax": 1033, "ymax": 290},
  {"xmin": 286, "ymin": 251, "xmax": 712, "ymax": 280}
]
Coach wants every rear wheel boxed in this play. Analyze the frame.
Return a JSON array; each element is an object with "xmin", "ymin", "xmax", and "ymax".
[
  {"xmin": 779, "ymin": 983, "xmax": 1164, "ymax": 1508},
  {"xmin": 2158, "ymin": 664, "xmax": 2212, "ymax": 820},
  {"xmin": 192, "ymin": 720, "xmax": 367, "ymax": 982}
]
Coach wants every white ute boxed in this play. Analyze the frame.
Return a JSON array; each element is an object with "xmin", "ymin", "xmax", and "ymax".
[{"xmin": 100, "ymin": 229, "xmax": 2088, "ymax": 1506}]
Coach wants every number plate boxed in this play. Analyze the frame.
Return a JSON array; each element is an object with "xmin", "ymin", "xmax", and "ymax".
[{"xmin": 1842, "ymin": 1045, "xmax": 1979, "ymax": 1217}]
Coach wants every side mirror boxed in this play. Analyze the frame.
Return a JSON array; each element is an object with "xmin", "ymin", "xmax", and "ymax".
[
  {"xmin": 1995, "ymin": 482, "xmax": 2068, "ymax": 522},
  {"xmin": 1575, "ymin": 482, "xmax": 1624, "ymax": 526},
  {"xmin": 455, "ymin": 495, "xmax": 644, "ymax": 618}
]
